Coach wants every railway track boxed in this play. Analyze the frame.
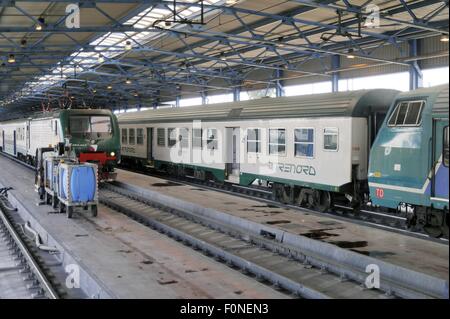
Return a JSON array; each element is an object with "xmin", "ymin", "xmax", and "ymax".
[
  {"xmin": 0, "ymin": 188, "xmax": 59, "ymax": 299},
  {"xmin": 1, "ymin": 150, "xmax": 445, "ymax": 243},
  {"xmin": 1, "ymin": 151, "xmax": 447, "ymax": 299},
  {"xmin": 100, "ymin": 182, "xmax": 447, "ymax": 299},
  {"xmin": 122, "ymin": 166, "xmax": 449, "ymax": 245}
]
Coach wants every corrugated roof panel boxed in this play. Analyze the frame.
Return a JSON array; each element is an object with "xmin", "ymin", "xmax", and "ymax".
[{"xmin": 118, "ymin": 89, "xmax": 399, "ymax": 124}]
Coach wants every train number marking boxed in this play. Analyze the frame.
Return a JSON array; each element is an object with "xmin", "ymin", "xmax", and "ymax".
[{"xmin": 375, "ymin": 188, "xmax": 384, "ymax": 199}]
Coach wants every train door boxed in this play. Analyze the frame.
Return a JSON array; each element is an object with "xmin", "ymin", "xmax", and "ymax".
[
  {"xmin": 13, "ymin": 130, "xmax": 17, "ymax": 156},
  {"xmin": 147, "ymin": 128, "xmax": 153, "ymax": 164},
  {"xmin": 225, "ymin": 127, "xmax": 240, "ymax": 183},
  {"xmin": 431, "ymin": 119, "xmax": 449, "ymax": 203},
  {"xmin": 26, "ymin": 122, "xmax": 30, "ymax": 152}
]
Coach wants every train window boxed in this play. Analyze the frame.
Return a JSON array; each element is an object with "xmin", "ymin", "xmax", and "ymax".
[
  {"xmin": 168, "ymin": 128, "xmax": 177, "ymax": 147},
  {"xmin": 269, "ymin": 129, "xmax": 286, "ymax": 155},
  {"xmin": 129, "ymin": 128, "xmax": 135, "ymax": 145},
  {"xmin": 323, "ymin": 128, "xmax": 338, "ymax": 151},
  {"xmin": 136, "ymin": 128, "xmax": 144, "ymax": 145},
  {"xmin": 404, "ymin": 102, "xmax": 423, "ymax": 125},
  {"xmin": 121, "ymin": 129, "xmax": 127, "ymax": 144},
  {"xmin": 192, "ymin": 128, "xmax": 202, "ymax": 148},
  {"xmin": 294, "ymin": 128, "xmax": 314, "ymax": 158},
  {"xmin": 157, "ymin": 128, "xmax": 165, "ymax": 146},
  {"xmin": 207, "ymin": 129, "xmax": 218, "ymax": 150},
  {"xmin": 180, "ymin": 128, "xmax": 189, "ymax": 149},
  {"xmin": 247, "ymin": 129, "xmax": 261, "ymax": 153},
  {"xmin": 388, "ymin": 101, "xmax": 424, "ymax": 127},
  {"xmin": 444, "ymin": 126, "xmax": 449, "ymax": 167},
  {"xmin": 69, "ymin": 115, "xmax": 112, "ymax": 138}
]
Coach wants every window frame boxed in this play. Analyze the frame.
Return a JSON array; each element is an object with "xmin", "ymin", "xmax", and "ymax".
[
  {"xmin": 268, "ymin": 128, "xmax": 286, "ymax": 156},
  {"xmin": 128, "ymin": 128, "xmax": 136, "ymax": 145},
  {"xmin": 247, "ymin": 128, "xmax": 262, "ymax": 154},
  {"xmin": 121, "ymin": 128, "xmax": 128, "ymax": 144},
  {"xmin": 323, "ymin": 127, "xmax": 339, "ymax": 152},
  {"xmin": 179, "ymin": 127, "xmax": 189, "ymax": 149},
  {"xmin": 136, "ymin": 128, "xmax": 144, "ymax": 145},
  {"xmin": 192, "ymin": 128, "xmax": 203, "ymax": 149},
  {"xmin": 206, "ymin": 128, "xmax": 218, "ymax": 150},
  {"xmin": 294, "ymin": 127, "xmax": 315, "ymax": 158},
  {"xmin": 157, "ymin": 128, "xmax": 165, "ymax": 147},
  {"xmin": 387, "ymin": 100, "xmax": 425, "ymax": 127},
  {"xmin": 167, "ymin": 128, "xmax": 177, "ymax": 147}
]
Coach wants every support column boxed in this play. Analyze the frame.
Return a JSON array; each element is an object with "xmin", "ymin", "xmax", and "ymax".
[
  {"xmin": 175, "ymin": 95, "xmax": 180, "ymax": 108},
  {"xmin": 233, "ymin": 86, "xmax": 241, "ymax": 102},
  {"xmin": 152, "ymin": 90, "xmax": 160, "ymax": 109},
  {"xmin": 409, "ymin": 39, "xmax": 423, "ymax": 91},
  {"xmin": 275, "ymin": 68, "xmax": 285, "ymax": 97},
  {"xmin": 331, "ymin": 55, "xmax": 340, "ymax": 92},
  {"xmin": 201, "ymin": 90, "xmax": 208, "ymax": 105}
]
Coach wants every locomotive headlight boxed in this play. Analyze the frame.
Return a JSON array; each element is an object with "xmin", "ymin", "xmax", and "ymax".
[{"xmin": 110, "ymin": 152, "xmax": 115, "ymax": 157}]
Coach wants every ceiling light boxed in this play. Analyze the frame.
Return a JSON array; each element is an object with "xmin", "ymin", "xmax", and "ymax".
[
  {"xmin": 98, "ymin": 55, "xmax": 105, "ymax": 63},
  {"xmin": 125, "ymin": 41, "xmax": 132, "ymax": 50},
  {"xmin": 35, "ymin": 17, "xmax": 45, "ymax": 31},
  {"xmin": 107, "ymin": 85, "xmax": 112, "ymax": 90},
  {"xmin": 125, "ymin": 78, "xmax": 132, "ymax": 84},
  {"xmin": 440, "ymin": 34, "xmax": 449, "ymax": 42},
  {"xmin": 7, "ymin": 54, "xmax": 15, "ymax": 63},
  {"xmin": 92, "ymin": 89, "xmax": 97, "ymax": 93},
  {"xmin": 346, "ymin": 49, "xmax": 355, "ymax": 59},
  {"xmin": 220, "ymin": 52, "xmax": 227, "ymax": 61}
]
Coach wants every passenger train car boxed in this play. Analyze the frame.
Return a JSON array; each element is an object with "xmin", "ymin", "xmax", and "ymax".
[
  {"xmin": 369, "ymin": 85, "xmax": 449, "ymax": 238},
  {"xmin": 117, "ymin": 86, "xmax": 448, "ymax": 238},
  {"xmin": 0, "ymin": 109, "xmax": 121, "ymax": 179},
  {"xmin": 118, "ymin": 89, "xmax": 396, "ymax": 209}
]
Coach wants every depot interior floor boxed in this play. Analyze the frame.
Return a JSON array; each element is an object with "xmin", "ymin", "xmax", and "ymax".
[
  {"xmin": 0, "ymin": 155, "xmax": 288, "ymax": 299},
  {"xmin": 116, "ymin": 169, "xmax": 449, "ymax": 281}
]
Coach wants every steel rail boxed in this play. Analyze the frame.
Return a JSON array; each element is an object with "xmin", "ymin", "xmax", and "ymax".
[
  {"xmin": 0, "ymin": 193, "xmax": 59, "ymax": 299},
  {"xmin": 100, "ymin": 184, "xmax": 394, "ymax": 299},
  {"xmin": 120, "ymin": 166, "xmax": 448, "ymax": 244},
  {"xmin": 101, "ymin": 182, "xmax": 448, "ymax": 299}
]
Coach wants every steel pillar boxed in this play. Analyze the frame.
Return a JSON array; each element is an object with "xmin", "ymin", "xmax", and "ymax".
[
  {"xmin": 331, "ymin": 55, "xmax": 340, "ymax": 92},
  {"xmin": 275, "ymin": 69, "xmax": 285, "ymax": 97},
  {"xmin": 409, "ymin": 39, "xmax": 423, "ymax": 90}
]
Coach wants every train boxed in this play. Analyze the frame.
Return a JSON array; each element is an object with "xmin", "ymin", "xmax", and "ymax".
[
  {"xmin": 0, "ymin": 108, "xmax": 121, "ymax": 180},
  {"xmin": 117, "ymin": 85, "xmax": 449, "ymax": 238}
]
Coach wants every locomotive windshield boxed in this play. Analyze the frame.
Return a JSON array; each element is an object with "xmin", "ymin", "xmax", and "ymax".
[{"xmin": 69, "ymin": 115, "xmax": 113, "ymax": 139}]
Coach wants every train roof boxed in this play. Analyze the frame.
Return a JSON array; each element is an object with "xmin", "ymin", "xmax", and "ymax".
[
  {"xmin": 118, "ymin": 89, "xmax": 399, "ymax": 124},
  {"xmin": 393, "ymin": 84, "xmax": 448, "ymax": 116},
  {"xmin": 0, "ymin": 108, "xmax": 114, "ymax": 124}
]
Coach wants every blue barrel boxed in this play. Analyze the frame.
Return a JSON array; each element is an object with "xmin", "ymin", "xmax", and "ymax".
[{"xmin": 59, "ymin": 165, "xmax": 96, "ymax": 203}]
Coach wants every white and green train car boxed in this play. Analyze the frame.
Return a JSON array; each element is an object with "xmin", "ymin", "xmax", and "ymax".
[{"xmin": 118, "ymin": 89, "xmax": 398, "ymax": 211}]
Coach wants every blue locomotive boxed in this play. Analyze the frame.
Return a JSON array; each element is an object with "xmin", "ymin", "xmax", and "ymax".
[{"xmin": 369, "ymin": 84, "xmax": 449, "ymax": 238}]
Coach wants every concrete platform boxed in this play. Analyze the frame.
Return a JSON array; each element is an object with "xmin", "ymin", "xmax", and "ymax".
[
  {"xmin": 115, "ymin": 169, "xmax": 449, "ymax": 281},
  {"xmin": 0, "ymin": 155, "xmax": 289, "ymax": 299}
]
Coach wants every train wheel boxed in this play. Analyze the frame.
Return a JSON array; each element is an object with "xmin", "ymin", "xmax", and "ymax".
[
  {"xmin": 423, "ymin": 225, "xmax": 442, "ymax": 238},
  {"xmin": 314, "ymin": 190, "xmax": 332, "ymax": 213},
  {"xmin": 52, "ymin": 196, "xmax": 58, "ymax": 209},
  {"xmin": 45, "ymin": 193, "xmax": 52, "ymax": 205},
  {"xmin": 274, "ymin": 184, "xmax": 291, "ymax": 204},
  {"xmin": 59, "ymin": 203, "xmax": 65, "ymax": 214},
  {"xmin": 90, "ymin": 205, "xmax": 98, "ymax": 217},
  {"xmin": 66, "ymin": 206, "xmax": 73, "ymax": 219}
]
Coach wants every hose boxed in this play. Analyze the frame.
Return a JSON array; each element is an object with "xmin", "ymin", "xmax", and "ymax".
[{"xmin": 22, "ymin": 221, "xmax": 59, "ymax": 253}]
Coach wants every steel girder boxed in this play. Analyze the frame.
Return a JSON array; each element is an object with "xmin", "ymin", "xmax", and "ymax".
[{"xmin": 1, "ymin": 0, "xmax": 449, "ymax": 114}]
